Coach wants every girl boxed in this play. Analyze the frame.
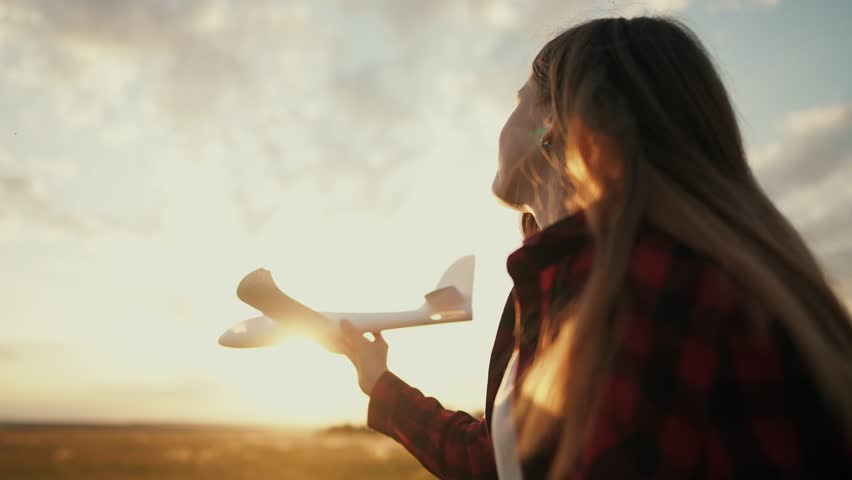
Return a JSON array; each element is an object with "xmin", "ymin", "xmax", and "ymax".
[{"xmin": 341, "ymin": 16, "xmax": 852, "ymax": 479}]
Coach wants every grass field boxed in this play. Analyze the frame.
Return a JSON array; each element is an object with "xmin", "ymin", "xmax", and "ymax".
[{"xmin": 0, "ymin": 424, "xmax": 434, "ymax": 480}]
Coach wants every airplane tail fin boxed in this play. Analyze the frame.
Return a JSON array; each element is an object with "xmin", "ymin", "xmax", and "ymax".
[{"xmin": 424, "ymin": 255, "xmax": 474, "ymax": 308}]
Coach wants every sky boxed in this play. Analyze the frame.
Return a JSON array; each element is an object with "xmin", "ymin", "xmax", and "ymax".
[{"xmin": 1, "ymin": 0, "xmax": 850, "ymax": 427}]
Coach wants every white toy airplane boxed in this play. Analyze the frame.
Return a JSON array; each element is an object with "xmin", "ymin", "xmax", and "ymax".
[{"xmin": 219, "ymin": 255, "xmax": 475, "ymax": 351}]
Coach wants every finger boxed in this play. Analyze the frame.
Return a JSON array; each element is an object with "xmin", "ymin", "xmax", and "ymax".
[{"xmin": 371, "ymin": 331, "xmax": 386, "ymax": 345}]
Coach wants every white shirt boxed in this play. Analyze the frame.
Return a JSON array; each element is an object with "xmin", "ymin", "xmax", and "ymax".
[{"xmin": 491, "ymin": 349, "xmax": 524, "ymax": 480}]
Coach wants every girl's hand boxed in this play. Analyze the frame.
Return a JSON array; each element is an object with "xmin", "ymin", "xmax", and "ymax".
[{"xmin": 339, "ymin": 319, "xmax": 389, "ymax": 396}]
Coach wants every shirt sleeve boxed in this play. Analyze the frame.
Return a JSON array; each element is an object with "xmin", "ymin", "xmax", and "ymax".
[{"xmin": 367, "ymin": 371, "xmax": 498, "ymax": 480}]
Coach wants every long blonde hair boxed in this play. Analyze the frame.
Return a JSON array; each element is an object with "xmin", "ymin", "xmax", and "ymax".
[{"xmin": 514, "ymin": 16, "xmax": 852, "ymax": 478}]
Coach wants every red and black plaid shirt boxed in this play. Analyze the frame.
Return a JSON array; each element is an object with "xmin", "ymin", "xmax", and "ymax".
[{"xmin": 368, "ymin": 211, "xmax": 851, "ymax": 479}]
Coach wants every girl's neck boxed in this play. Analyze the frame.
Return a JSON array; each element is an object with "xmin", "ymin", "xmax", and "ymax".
[{"xmin": 525, "ymin": 176, "xmax": 576, "ymax": 231}]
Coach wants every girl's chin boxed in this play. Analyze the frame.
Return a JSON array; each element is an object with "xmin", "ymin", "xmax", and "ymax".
[{"xmin": 491, "ymin": 177, "xmax": 526, "ymax": 211}]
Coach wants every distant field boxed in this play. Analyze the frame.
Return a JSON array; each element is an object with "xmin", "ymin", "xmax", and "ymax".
[{"xmin": 0, "ymin": 424, "xmax": 434, "ymax": 480}]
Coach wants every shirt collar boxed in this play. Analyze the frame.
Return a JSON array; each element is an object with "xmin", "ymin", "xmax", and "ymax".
[
  {"xmin": 521, "ymin": 209, "xmax": 589, "ymax": 249},
  {"xmin": 506, "ymin": 210, "xmax": 591, "ymax": 305}
]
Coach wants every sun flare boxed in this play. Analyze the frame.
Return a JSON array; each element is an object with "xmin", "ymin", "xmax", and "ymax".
[{"xmin": 227, "ymin": 337, "xmax": 365, "ymax": 426}]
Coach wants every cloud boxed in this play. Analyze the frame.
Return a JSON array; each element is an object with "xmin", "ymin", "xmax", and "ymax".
[
  {"xmin": 0, "ymin": 176, "xmax": 86, "ymax": 232},
  {"xmin": 0, "ymin": 0, "xmax": 829, "ymax": 242},
  {"xmin": 712, "ymin": 0, "xmax": 781, "ymax": 11},
  {"xmin": 0, "ymin": 0, "xmax": 705, "ymax": 237},
  {"xmin": 637, "ymin": 0, "xmax": 690, "ymax": 12},
  {"xmin": 750, "ymin": 103, "xmax": 852, "ymax": 292},
  {"xmin": 0, "ymin": 1, "xmax": 539, "ymax": 232},
  {"xmin": 0, "ymin": 2, "xmax": 317, "ymax": 233},
  {"xmin": 3, "ymin": 0, "xmax": 513, "ymax": 232},
  {"xmin": 752, "ymin": 104, "xmax": 852, "ymax": 202},
  {"xmin": 783, "ymin": 104, "xmax": 850, "ymax": 136}
]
